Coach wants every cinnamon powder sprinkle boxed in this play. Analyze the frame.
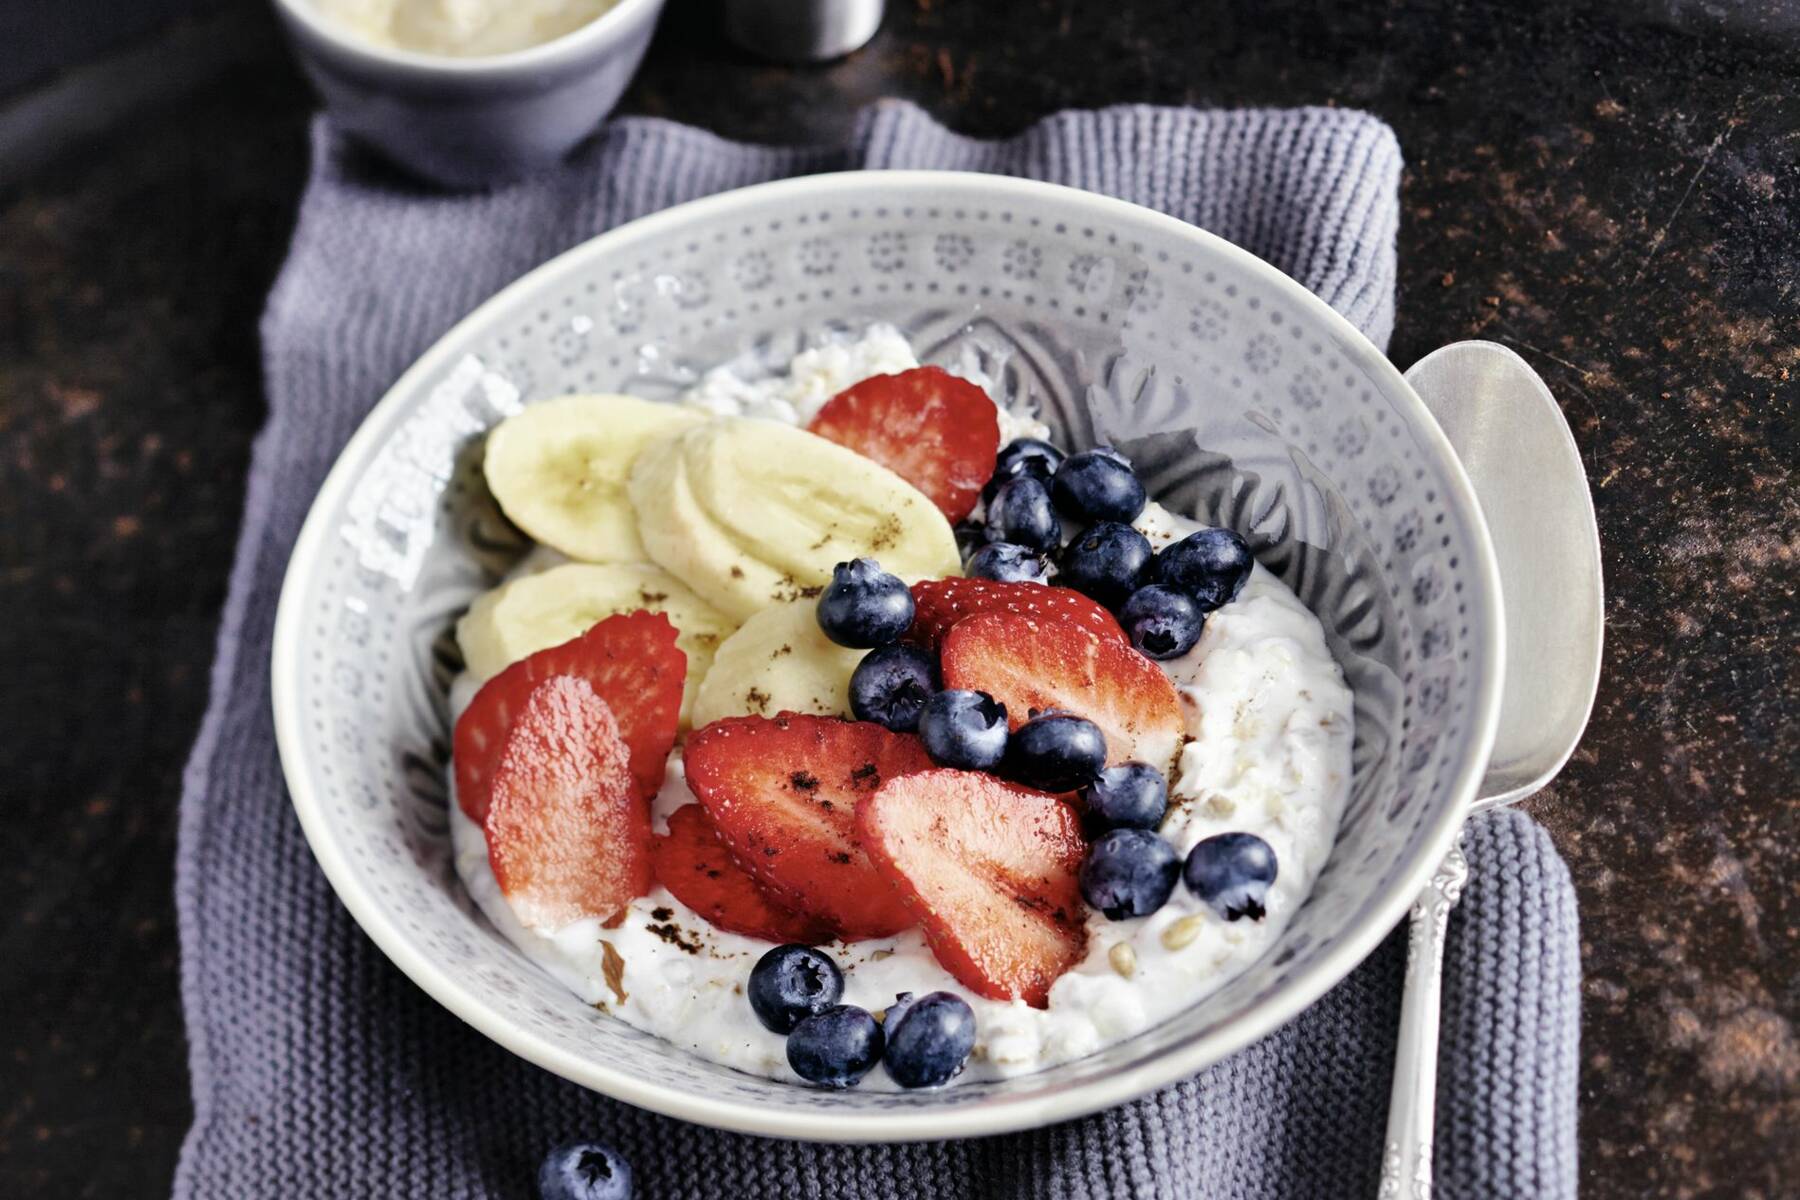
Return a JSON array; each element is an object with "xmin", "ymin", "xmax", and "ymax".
[{"xmin": 600, "ymin": 940, "xmax": 628, "ymax": 1004}]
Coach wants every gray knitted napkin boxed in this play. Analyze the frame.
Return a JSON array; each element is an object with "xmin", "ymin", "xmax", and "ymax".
[{"xmin": 175, "ymin": 101, "xmax": 1579, "ymax": 1200}]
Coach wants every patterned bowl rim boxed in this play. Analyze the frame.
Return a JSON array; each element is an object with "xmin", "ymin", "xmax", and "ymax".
[{"xmin": 272, "ymin": 170, "xmax": 1504, "ymax": 1142}]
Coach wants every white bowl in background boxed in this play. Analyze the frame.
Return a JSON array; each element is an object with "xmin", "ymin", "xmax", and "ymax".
[{"xmin": 271, "ymin": 0, "xmax": 665, "ymax": 189}]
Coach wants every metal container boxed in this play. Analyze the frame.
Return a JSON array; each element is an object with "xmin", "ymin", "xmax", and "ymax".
[{"xmin": 722, "ymin": 0, "xmax": 885, "ymax": 62}]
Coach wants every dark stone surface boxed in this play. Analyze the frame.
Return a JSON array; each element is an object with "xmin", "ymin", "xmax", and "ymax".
[
  {"xmin": 1, "ymin": 1, "xmax": 1794, "ymax": 1196},
  {"xmin": 0, "ymin": 0, "xmax": 218, "ymax": 95}
]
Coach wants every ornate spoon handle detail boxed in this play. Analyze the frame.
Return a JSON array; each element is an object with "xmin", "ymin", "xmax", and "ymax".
[{"xmin": 1377, "ymin": 833, "xmax": 1470, "ymax": 1200}]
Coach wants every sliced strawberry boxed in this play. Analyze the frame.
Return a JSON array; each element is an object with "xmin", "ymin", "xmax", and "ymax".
[
  {"xmin": 485, "ymin": 676, "xmax": 651, "ymax": 930},
  {"xmin": 859, "ymin": 769, "xmax": 1087, "ymax": 1006},
  {"xmin": 807, "ymin": 366, "xmax": 1001, "ymax": 523},
  {"xmin": 652, "ymin": 804, "xmax": 835, "ymax": 945},
  {"xmin": 455, "ymin": 610, "xmax": 684, "ymax": 823},
  {"xmin": 940, "ymin": 611, "xmax": 1185, "ymax": 773},
  {"xmin": 905, "ymin": 577, "xmax": 1127, "ymax": 652},
  {"xmin": 683, "ymin": 713, "xmax": 933, "ymax": 939}
]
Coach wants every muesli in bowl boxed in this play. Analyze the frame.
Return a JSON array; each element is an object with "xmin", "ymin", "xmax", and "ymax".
[{"xmin": 446, "ymin": 323, "xmax": 1353, "ymax": 1090}]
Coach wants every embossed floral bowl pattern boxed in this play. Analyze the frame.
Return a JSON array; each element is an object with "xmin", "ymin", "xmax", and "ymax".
[{"xmin": 271, "ymin": 172, "xmax": 1502, "ymax": 1141}]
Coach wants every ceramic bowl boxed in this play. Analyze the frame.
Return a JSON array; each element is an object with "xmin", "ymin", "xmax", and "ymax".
[
  {"xmin": 272, "ymin": 172, "xmax": 1502, "ymax": 1141},
  {"xmin": 271, "ymin": 0, "xmax": 665, "ymax": 189}
]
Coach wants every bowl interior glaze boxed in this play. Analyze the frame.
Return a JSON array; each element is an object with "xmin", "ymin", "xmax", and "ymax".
[{"xmin": 272, "ymin": 172, "xmax": 1500, "ymax": 1141}]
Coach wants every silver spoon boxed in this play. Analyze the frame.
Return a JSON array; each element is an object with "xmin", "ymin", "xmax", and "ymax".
[{"xmin": 1378, "ymin": 341, "xmax": 1604, "ymax": 1198}]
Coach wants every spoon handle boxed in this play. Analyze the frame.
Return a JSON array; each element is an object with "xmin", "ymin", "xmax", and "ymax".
[{"xmin": 1378, "ymin": 833, "xmax": 1470, "ymax": 1200}]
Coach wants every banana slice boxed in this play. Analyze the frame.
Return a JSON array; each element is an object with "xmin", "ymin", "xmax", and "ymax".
[
  {"xmin": 483, "ymin": 394, "xmax": 706, "ymax": 563},
  {"xmin": 629, "ymin": 416, "xmax": 961, "ymax": 623},
  {"xmin": 455, "ymin": 561, "xmax": 734, "ymax": 726},
  {"xmin": 690, "ymin": 599, "xmax": 865, "ymax": 728}
]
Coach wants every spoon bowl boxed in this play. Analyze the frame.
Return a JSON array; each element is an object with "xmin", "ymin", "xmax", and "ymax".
[{"xmin": 1406, "ymin": 342, "xmax": 1604, "ymax": 807}]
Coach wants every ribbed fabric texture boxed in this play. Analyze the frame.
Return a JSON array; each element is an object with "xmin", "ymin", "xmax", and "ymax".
[{"xmin": 175, "ymin": 101, "xmax": 1577, "ymax": 1199}]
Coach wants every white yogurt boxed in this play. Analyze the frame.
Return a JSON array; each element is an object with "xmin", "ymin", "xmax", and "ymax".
[
  {"xmin": 313, "ymin": 0, "xmax": 618, "ymax": 57},
  {"xmin": 450, "ymin": 330, "xmax": 1354, "ymax": 1086},
  {"xmin": 680, "ymin": 322, "xmax": 1051, "ymax": 444}
]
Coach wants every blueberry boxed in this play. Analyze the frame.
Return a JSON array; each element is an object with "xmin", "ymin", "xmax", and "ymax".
[
  {"xmin": 1052, "ymin": 447, "xmax": 1147, "ymax": 524},
  {"xmin": 883, "ymin": 991, "xmax": 977, "ymax": 1089},
  {"xmin": 787, "ymin": 1004, "xmax": 885, "ymax": 1088},
  {"xmin": 966, "ymin": 541, "xmax": 1052, "ymax": 584},
  {"xmin": 1058, "ymin": 521, "xmax": 1153, "ymax": 609},
  {"xmin": 1184, "ymin": 832, "xmax": 1278, "ymax": 920},
  {"xmin": 849, "ymin": 643, "xmax": 940, "ymax": 732},
  {"xmin": 882, "ymin": 991, "xmax": 918, "ymax": 1028},
  {"xmin": 1118, "ymin": 584, "xmax": 1206, "ymax": 659},
  {"xmin": 1006, "ymin": 712, "xmax": 1108, "ymax": 792},
  {"xmin": 986, "ymin": 438, "xmax": 1066, "ymax": 498},
  {"xmin": 919, "ymin": 689, "xmax": 1009, "ymax": 770},
  {"xmin": 1152, "ymin": 528, "xmax": 1254, "ymax": 611},
  {"xmin": 538, "ymin": 1140, "xmax": 632, "ymax": 1200},
  {"xmin": 816, "ymin": 558, "xmax": 915, "ymax": 648},
  {"xmin": 1079, "ymin": 828, "xmax": 1182, "ymax": 920},
  {"xmin": 748, "ymin": 944, "xmax": 844, "ymax": 1033},
  {"xmin": 1081, "ymin": 762, "xmax": 1169, "ymax": 830},
  {"xmin": 986, "ymin": 476, "xmax": 1062, "ymax": 551}
]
